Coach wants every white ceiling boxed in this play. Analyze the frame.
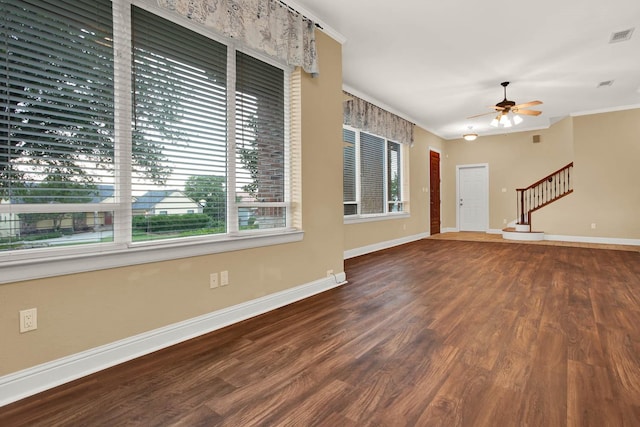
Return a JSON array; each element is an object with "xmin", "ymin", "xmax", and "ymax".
[{"xmin": 289, "ymin": 0, "xmax": 640, "ymax": 140}]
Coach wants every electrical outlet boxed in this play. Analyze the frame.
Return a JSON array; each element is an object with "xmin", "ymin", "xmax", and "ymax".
[
  {"xmin": 591, "ymin": 223, "xmax": 597, "ymax": 229},
  {"xmin": 210, "ymin": 272, "xmax": 219, "ymax": 289},
  {"xmin": 326, "ymin": 269, "xmax": 334, "ymax": 277},
  {"xmin": 220, "ymin": 270, "xmax": 229, "ymax": 286},
  {"xmin": 20, "ymin": 308, "xmax": 37, "ymax": 333}
]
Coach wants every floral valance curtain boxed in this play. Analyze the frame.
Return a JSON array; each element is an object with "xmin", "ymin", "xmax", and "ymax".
[
  {"xmin": 343, "ymin": 92, "xmax": 414, "ymax": 145},
  {"xmin": 157, "ymin": 0, "xmax": 319, "ymax": 76}
]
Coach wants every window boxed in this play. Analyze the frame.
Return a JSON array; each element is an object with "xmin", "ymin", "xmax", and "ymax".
[
  {"xmin": 342, "ymin": 129, "xmax": 357, "ymax": 216},
  {"xmin": 343, "ymin": 127, "xmax": 406, "ymax": 218},
  {"xmin": 235, "ymin": 51, "xmax": 287, "ymax": 230},
  {"xmin": 387, "ymin": 141, "xmax": 402, "ymax": 212},
  {"xmin": 0, "ymin": 1, "xmax": 294, "ymax": 266}
]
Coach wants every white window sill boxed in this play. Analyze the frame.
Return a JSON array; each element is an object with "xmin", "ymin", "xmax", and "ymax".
[
  {"xmin": 0, "ymin": 229, "xmax": 304, "ymax": 284},
  {"xmin": 343, "ymin": 212, "xmax": 410, "ymax": 225}
]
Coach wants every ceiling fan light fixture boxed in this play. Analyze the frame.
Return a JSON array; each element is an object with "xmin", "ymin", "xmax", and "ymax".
[
  {"xmin": 468, "ymin": 82, "xmax": 542, "ymax": 131},
  {"xmin": 463, "ymin": 133, "xmax": 478, "ymax": 141}
]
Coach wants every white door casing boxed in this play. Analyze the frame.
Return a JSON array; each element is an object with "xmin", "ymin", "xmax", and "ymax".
[{"xmin": 456, "ymin": 164, "xmax": 489, "ymax": 232}]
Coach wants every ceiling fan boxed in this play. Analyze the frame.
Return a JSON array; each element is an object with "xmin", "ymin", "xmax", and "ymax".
[{"xmin": 468, "ymin": 82, "xmax": 542, "ymax": 125}]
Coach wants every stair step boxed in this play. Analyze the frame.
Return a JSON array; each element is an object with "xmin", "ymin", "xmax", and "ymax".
[{"xmin": 502, "ymin": 228, "xmax": 545, "ymax": 241}]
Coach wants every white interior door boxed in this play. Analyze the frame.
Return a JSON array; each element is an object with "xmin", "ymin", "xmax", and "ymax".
[{"xmin": 458, "ymin": 165, "xmax": 488, "ymax": 231}]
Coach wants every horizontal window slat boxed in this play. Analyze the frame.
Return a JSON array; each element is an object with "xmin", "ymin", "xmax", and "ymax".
[
  {"xmin": 4, "ymin": 62, "xmax": 113, "ymax": 94},
  {"xmin": 3, "ymin": 32, "xmax": 113, "ymax": 65},
  {"xmin": 8, "ymin": 0, "xmax": 113, "ymax": 24}
]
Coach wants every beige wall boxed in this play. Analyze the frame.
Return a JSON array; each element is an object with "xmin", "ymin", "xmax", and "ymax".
[
  {"xmin": 343, "ymin": 126, "xmax": 444, "ymax": 251},
  {"xmin": 441, "ymin": 109, "xmax": 640, "ymax": 239},
  {"xmin": 0, "ymin": 31, "xmax": 344, "ymax": 376},
  {"xmin": 535, "ymin": 109, "xmax": 640, "ymax": 238}
]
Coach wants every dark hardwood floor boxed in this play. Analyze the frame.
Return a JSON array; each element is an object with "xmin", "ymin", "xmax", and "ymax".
[{"xmin": 2, "ymin": 239, "xmax": 640, "ymax": 426}]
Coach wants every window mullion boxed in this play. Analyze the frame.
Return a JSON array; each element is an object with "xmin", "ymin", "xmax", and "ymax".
[
  {"xmin": 227, "ymin": 45, "xmax": 238, "ymax": 234},
  {"xmin": 399, "ymin": 144, "xmax": 404, "ymax": 207},
  {"xmin": 112, "ymin": 0, "xmax": 132, "ymax": 245},
  {"xmin": 355, "ymin": 130, "xmax": 361, "ymax": 214},
  {"xmin": 283, "ymin": 68, "xmax": 292, "ymax": 229},
  {"xmin": 383, "ymin": 139, "xmax": 389, "ymax": 213}
]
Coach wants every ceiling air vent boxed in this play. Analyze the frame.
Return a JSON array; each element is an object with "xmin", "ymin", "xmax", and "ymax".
[
  {"xmin": 609, "ymin": 28, "xmax": 634, "ymax": 43},
  {"xmin": 597, "ymin": 80, "xmax": 614, "ymax": 88}
]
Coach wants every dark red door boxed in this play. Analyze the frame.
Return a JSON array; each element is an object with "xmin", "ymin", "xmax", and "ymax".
[{"xmin": 430, "ymin": 150, "xmax": 440, "ymax": 235}]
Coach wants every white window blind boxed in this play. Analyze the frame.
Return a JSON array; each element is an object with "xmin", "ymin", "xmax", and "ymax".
[
  {"xmin": 342, "ymin": 128, "xmax": 357, "ymax": 216},
  {"xmin": 0, "ymin": 0, "xmax": 292, "ymax": 259},
  {"xmin": 235, "ymin": 51, "xmax": 286, "ymax": 230},
  {"xmin": 132, "ymin": 7, "xmax": 227, "ymax": 240},
  {"xmin": 360, "ymin": 132, "xmax": 385, "ymax": 214},
  {"xmin": 387, "ymin": 141, "xmax": 402, "ymax": 212},
  {"xmin": 0, "ymin": 0, "xmax": 114, "ymax": 243}
]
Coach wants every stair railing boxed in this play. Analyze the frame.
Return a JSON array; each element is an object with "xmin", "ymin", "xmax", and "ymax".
[{"xmin": 516, "ymin": 162, "xmax": 574, "ymax": 228}]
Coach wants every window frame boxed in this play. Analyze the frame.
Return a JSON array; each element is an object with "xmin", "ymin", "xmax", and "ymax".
[
  {"xmin": 342, "ymin": 127, "xmax": 360, "ymax": 216},
  {"xmin": 0, "ymin": 0, "xmax": 302, "ymax": 284},
  {"xmin": 386, "ymin": 139, "xmax": 403, "ymax": 213},
  {"xmin": 342, "ymin": 125, "xmax": 409, "ymax": 224}
]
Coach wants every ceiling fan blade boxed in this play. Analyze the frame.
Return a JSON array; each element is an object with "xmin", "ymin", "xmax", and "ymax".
[
  {"xmin": 514, "ymin": 109, "xmax": 542, "ymax": 116},
  {"xmin": 467, "ymin": 111, "xmax": 498, "ymax": 119},
  {"xmin": 512, "ymin": 100, "xmax": 542, "ymax": 109}
]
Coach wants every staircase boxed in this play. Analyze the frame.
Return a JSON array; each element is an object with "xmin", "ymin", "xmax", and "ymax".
[{"xmin": 503, "ymin": 162, "xmax": 574, "ymax": 241}]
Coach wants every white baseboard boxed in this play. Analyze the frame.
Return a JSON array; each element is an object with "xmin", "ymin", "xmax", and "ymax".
[
  {"xmin": 503, "ymin": 230, "xmax": 545, "ymax": 241},
  {"xmin": 441, "ymin": 228, "xmax": 502, "ymax": 234},
  {"xmin": 441, "ymin": 230, "xmax": 639, "ymax": 247},
  {"xmin": 544, "ymin": 234, "xmax": 640, "ymax": 246},
  {"xmin": 344, "ymin": 232, "xmax": 429, "ymax": 259},
  {"xmin": 0, "ymin": 272, "xmax": 347, "ymax": 407}
]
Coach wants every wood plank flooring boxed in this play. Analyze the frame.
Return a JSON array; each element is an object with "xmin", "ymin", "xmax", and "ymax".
[{"xmin": 2, "ymin": 239, "xmax": 640, "ymax": 426}]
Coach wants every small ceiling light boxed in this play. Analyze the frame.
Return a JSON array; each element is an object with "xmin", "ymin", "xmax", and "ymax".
[
  {"xmin": 499, "ymin": 114, "xmax": 511, "ymax": 126},
  {"xmin": 490, "ymin": 115, "xmax": 500, "ymax": 127},
  {"xmin": 463, "ymin": 125, "xmax": 478, "ymax": 141},
  {"xmin": 513, "ymin": 115, "xmax": 523, "ymax": 125}
]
